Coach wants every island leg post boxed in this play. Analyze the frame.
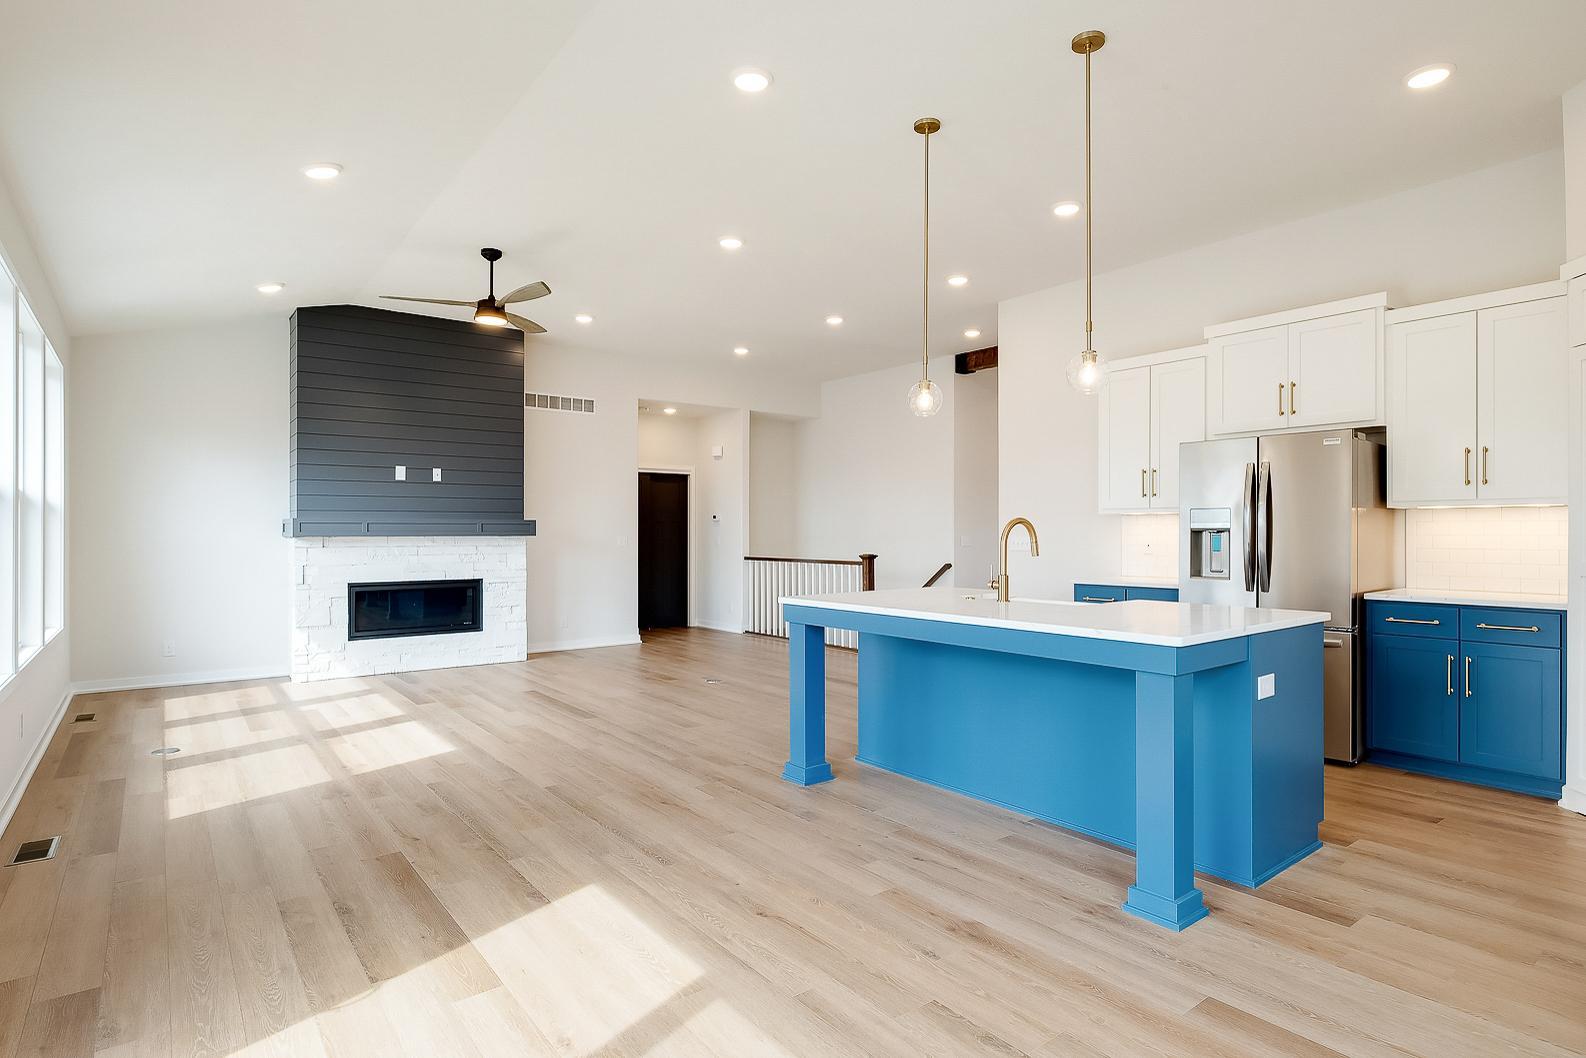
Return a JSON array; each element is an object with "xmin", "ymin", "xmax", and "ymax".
[
  {"xmin": 782, "ymin": 622, "xmax": 834, "ymax": 785},
  {"xmin": 1122, "ymin": 670, "xmax": 1208, "ymax": 930}
]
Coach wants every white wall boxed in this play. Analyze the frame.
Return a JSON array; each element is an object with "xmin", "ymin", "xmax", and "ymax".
[
  {"xmin": 525, "ymin": 343, "xmax": 817, "ymax": 652},
  {"xmin": 0, "ymin": 173, "xmax": 72, "ymax": 830},
  {"xmin": 795, "ymin": 360, "xmax": 956, "ymax": 590},
  {"xmin": 694, "ymin": 409, "xmax": 748, "ymax": 632},
  {"xmin": 952, "ymin": 367, "xmax": 998, "ymax": 588},
  {"xmin": 747, "ymin": 413, "xmax": 799, "ymax": 556},
  {"xmin": 70, "ymin": 318, "xmax": 289, "ymax": 688},
  {"xmin": 1566, "ymin": 80, "xmax": 1586, "ymax": 260},
  {"xmin": 999, "ymin": 149, "xmax": 1566, "ymax": 601}
]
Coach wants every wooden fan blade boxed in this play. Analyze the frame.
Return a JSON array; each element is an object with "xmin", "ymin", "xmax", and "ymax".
[
  {"xmin": 500, "ymin": 281, "xmax": 551, "ymax": 304},
  {"xmin": 505, "ymin": 312, "xmax": 546, "ymax": 334},
  {"xmin": 380, "ymin": 296, "xmax": 474, "ymax": 306}
]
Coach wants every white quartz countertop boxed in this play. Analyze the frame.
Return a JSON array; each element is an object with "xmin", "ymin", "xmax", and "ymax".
[
  {"xmin": 781, "ymin": 587, "xmax": 1329, "ymax": 648},
  {"xmin": 1074, "ymin": 576, "xmax": 1178, "ymax": 590},
  {"xmin": 1364, "ymin": 588, "xmax": 1567, "ymax": 612}
]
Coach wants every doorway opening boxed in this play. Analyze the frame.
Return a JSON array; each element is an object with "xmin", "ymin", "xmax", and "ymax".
[{"xmin": 638, "ymin": 470, "xmax": 689, "ymax": 629}]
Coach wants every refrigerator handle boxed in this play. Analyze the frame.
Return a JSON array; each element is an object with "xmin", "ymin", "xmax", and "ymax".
[
  {"xmin": 1242, "ymin": 461, "xmax": 1257, "ymax": 592},
  {"xmin": 1256, "ymin": 461, "xmax": 1273, "ymax": 593}
]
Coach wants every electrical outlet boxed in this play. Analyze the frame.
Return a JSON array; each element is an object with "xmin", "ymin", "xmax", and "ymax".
[
  {"xmin": 162, "ymin": 640, "xmax": 176, "ymax": 658},
  {"xmin": 432, "ymin": 468, "xmax": 442, "ymax": 482},
  {"xmin": 394, "ymin": 465, "xmax": 406, "ymax": 481}
]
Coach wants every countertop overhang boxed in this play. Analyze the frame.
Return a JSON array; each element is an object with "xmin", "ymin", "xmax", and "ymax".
[{"xmin": 781, "ymin": 587, "xmax": 1329, "ymax": 648}]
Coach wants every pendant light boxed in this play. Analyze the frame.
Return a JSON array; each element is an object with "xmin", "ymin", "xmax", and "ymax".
[
  {"xmin": 1066, "ymin": 29, "xmax": 1107, "ymax": 396},
  {"xmin": 907, "ymin": 117, "xmax": 944, "ymax": 417}
]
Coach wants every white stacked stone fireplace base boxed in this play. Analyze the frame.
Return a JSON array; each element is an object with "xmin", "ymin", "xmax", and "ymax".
[{"xmin": 292, "ymin": 536, "xmax": 528, "ymax": 682}]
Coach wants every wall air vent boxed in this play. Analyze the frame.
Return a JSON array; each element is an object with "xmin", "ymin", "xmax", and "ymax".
[
  {"xmin": 525, "ymin": 393, "xmax": 595, "ymax": 414},
  {"xmin": 72, "ymin": 713, "xmax": 95, "ymax": 723}
]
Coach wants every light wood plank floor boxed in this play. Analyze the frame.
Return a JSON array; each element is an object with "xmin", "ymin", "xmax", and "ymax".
[{"xmin": 1, "ymin": 628, "xmax": 1584, "ymax": 1057}]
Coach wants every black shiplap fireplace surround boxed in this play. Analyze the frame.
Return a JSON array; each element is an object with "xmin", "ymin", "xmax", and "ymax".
[{"xmin": 348, "ymin": 579, "xmax": 483, "ymax": 641}]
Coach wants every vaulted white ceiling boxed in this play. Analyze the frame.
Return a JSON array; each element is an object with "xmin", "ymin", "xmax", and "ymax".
[{"xmin": 4, "ymin": 0, "xmax": 1585, "ymax": 380}]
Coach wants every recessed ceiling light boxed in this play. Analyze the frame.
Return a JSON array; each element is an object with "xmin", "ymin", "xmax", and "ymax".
[
  {"xmin": 256, "ymin": 282, "xmax": 284, "ymax": 295},
  {"xmin": 825, "ymin": 315, "xmax": 843, "ymax": 326},
  {"xmin": 733, "ymin": 68, "xmax": 772, "ymax": 93},
  {"xmin": 733, "ymin": 346, "xmax": 749, "ymax": 357},
  {"xmin": 1405, "ymin": 64, "xmax": 1453, "ymax": 90},
  {"xmin": 574, "ymin": 313, "xmax": 593, "ymax": 324},
  {"xmin": 1052, "ymin": 201, "xmax": 1081, "ymax": 218},
  {"xmin": 719, "ymin": 236, "xmax": 743, "ymax": 250},
  {"xmin": 302, "ymin": 162, "xmax": 343, "ymax": 181},
  {"xmin": 946, "ymin": 274, "xmax": 968, "ymax": 287},
  {"xmin": 964, "ymin": 328, "xmax": 981, "ymax": 339},
  {"xmin": 663, "ymin": 407, "xmax": 678, "ymax": 415}
]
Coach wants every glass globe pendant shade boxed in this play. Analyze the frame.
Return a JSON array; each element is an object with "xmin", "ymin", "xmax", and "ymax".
[
  {"xmin": 907, "ymin": 378, "xmax": 943, "ymax": 417},
  {"xmin": 1066, "ymin": 348, "xmax": 1106, "ymax": 396}
]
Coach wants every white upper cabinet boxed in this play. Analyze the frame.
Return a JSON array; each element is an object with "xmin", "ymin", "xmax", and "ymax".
[
  {"xmin": 1205, "ymin": 294, "xmax": 1387, "ymax": 436},
  {"xmin": 1386, "ymin": 312, "xmax": 1477, "ymax": 506},
  {"xmin": 1385, "ymin": 282, "xmax": 1568, "ymax": 507},
  {"xmin": 1476, "ymin": 297, "xmax": 1568, "ymax": 503},
  {"xmin": 1209, "ymin": 325, "xmax": 1287, "ymax": 434},
  {"xmin": 1097, "ymin": 351, "xmax": 1206, "ymax": 513},
  {"xmin": 1149, "ymin": 357, "xmax": 1206, "ymax": 509},
  {"xmin": 1287, "ymin": 310, "xmax": 1380, "ymax": 427},
  {"xmin": 1570, "ymin": 276, "xmax": 1585, "ymax": 348},
  {"xmin": 1099, "ymin": 365, "xmax": 1151, "ymax": 511}
]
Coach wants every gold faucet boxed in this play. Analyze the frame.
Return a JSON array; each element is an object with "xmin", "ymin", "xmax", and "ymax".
[{"xmin": 996, "ymin": 517, "xmax": 1039, "ymax": 602}]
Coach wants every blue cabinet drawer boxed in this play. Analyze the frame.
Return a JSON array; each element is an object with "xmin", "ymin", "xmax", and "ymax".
[
  {"xmin": 1460, "ymin": 642, "xmax": 1562, "ymax": 780},
  {"xmin": 1367, "ymin": 634, "xmax": 1459, "ymax": 761},
  {"xmin": 1459, "ymin": 608, "xmax": 1562, "ymax": 648},
  {"xmin": 1124, "ymin": 586, "xmax": 1178, "ymax": 602},
  {"xmin": 1367, "ymin": 601, "xmax": 1457, "ymax": 640},
  {"xmin": 1074, "ymin": 583, "xmax": 1124, "ymax": 603}
]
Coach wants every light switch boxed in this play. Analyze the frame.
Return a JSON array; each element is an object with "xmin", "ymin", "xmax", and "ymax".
[
  {"xmin": 394, "ymin": 465, "xmax": 406, "ymax": 481},
  {"xmin": 432, "ymin": 468, "xmax": 442, "ymax": 482},
  {"xmin": 1257, "ymin": 673, "xmax": 1276, "ymax": 700}
]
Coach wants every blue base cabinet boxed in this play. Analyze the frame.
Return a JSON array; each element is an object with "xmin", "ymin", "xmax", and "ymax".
[
  {"xmin": 1074, "ymin": 583, "xmax": 1179, "ymax": 603},
  {"xmin": 1365, "ymin": 600, "xmax": 1564, "ymax": 798}
]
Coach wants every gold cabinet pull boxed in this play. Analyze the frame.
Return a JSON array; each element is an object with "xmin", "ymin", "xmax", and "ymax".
[
  {"xmin": 1081, "ymin": 596, "xmax": 1119, "ymax": 603},
  {"xmin": 1384, "ymin": 616, "xmax": 1440, "ymax": 625},
  {"xmin": 1481, "ymin": 445, "xmax": 1489, "ymax": 486},
  {"xmin": 1289, "ymin": 381, "xmax": 1296, "ymax": 416},
  {"xmin": 1150, "ymin": 468, "xmax": 1158, "ymax": 497},
  {"xmin": 1446, "ymin": 655, "xmax": 1454, "ymax": 696},
  {"xmin": 1463, "ymin": 447, "xmax": 1471, "ymax": 487},
  {"xmin": 1278, "ymin": 382, "xmax": 1285, "ymax": 416},
  {"xmin": 1464, "ymin": 655, "xmax": 1472, "ymax": 698},
  {"xmin": 1140, "ymin": 468, "xmax": 1147, "ymax": 497},
  {"xmin": 1474, "ymin": 622, "xmax": 1539, "ymax": 633}
]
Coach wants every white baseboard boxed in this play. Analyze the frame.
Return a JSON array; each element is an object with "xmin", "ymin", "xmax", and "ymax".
[
  {"xmin": 0, "ymin": 684, "xmax": 73, "ymax": 839},
  {"xmin": 690, "ymin": 621, "xmax": 744, "ymax": 635},
  {"xmin": 1559, "ymin": 783, "xmax": 1586, "ymax": 817},
  {"xmin": 526, "ymin": 633, "xmax": 642, "ymax": 655},
  {"xmin": 71, "ymin": 667, "xmax": 291, "ymax": 694}
]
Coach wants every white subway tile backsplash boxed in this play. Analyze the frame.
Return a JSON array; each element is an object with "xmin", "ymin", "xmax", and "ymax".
[
  {"xmin": 1405, "ymin": 506, "xmax": 1567, "ymax": 596},
  {"xmin": 1120, "ymin": 514, "xmax": 1179, "ymax": 580}
]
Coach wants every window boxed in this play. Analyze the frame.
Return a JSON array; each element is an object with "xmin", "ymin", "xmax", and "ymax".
[{"xmin": 0, "ymin": 254, "xmax": 65, "ymax": 680}]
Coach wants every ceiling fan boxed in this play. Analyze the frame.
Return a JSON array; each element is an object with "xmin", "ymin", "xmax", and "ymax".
[{"xmin": 381, "ymin": 247, "xmax": 550, "ymax": 332}]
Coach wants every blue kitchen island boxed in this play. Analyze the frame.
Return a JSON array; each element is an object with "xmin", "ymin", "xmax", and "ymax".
[{"xmin": 781, "ymin": 588, "xmax": 1329, "ymax": 930}]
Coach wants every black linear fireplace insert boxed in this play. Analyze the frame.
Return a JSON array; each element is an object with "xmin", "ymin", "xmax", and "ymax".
[{"xmin": 348, "ymin": 579, "xmax": 484, "ymax": 641}]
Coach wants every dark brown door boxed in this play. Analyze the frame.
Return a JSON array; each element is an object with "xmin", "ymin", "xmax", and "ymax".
[{"xmin": 638, "ymin": 472, "xmax": 688, "ymax": 629}]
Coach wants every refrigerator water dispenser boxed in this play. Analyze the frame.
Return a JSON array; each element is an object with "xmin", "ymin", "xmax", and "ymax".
[{"xmin": 1188, "ymin": 508, "xmax": 1231, "ymax": 580}]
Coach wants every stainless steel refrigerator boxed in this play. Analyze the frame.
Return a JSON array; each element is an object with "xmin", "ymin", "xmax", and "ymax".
[{"xmin": 1177, "ymin": 430, "xmax": 1398, "ymax": 763}]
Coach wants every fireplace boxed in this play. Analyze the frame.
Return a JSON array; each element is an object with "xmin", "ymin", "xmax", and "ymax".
[{"xmin": 347, "ymin": 579, "xmax": 484, "ymax": 641}]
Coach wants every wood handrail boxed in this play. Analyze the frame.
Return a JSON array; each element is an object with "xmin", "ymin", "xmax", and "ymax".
[{"xmin": 922, "ymin": 562, "xmax": 952, "ymax": 588}]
